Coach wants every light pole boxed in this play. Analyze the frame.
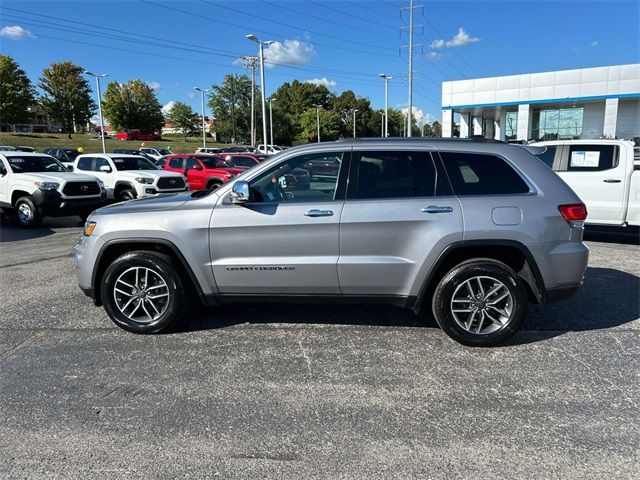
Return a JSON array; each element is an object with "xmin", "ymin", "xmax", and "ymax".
[
  {"xmin": 313, "ymin": 104, "xmax": 322, "ymax": 142},
  {"xmin": 269, "ymin": 97, "xmax": 274, "ymax": 148},
  {"xmin": 379, "ymin": 74, "xmax": 392, "ymax": 137},
  {"xmin": 84, "ymin": 70, "xmax": 108, "ymax": 153},
  {"xmin": 352, "ymin": 109, "xmax": 358, "ymax": 138},
  {"xmin": 194, "ymin": 87, "xmax": 209, "ymax": 149},
  {"xmin": 246, "ymin": 34, "xmax": 274, "ymax": 152}
]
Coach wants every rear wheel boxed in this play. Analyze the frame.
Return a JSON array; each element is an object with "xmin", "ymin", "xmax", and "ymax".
[
  {"xmin": 206, "ymin": 180, "xmax": 223, "ymax": 191},
  {"xmin": 15, "ymin": 196, "xmax": 42, "ymax": 228},
  {"xmin": 431, "ymin": 259, "xmax": 528, "ymax": 347},
  {"xmin": 100, "ymin": 251, "xmax": 187, "ymax": 334}
]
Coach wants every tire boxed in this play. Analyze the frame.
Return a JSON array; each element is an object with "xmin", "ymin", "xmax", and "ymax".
[
  {"xmin": 206, "ymin": 180, "xmax": 222, "ymax": 191},
  {"xmin": 431, "ymin": 258, "xmax": 528, "ymax": 347},
  {"xmin": 14, "ymin": 196, "xmax": 42, "ymax": 228},
  {"xmin": 100, "ymin": 251, "xmax": 187, "ymax": 334},
  {"xmin": 117, "ymin": 188, "xmax": 137, "ymax": 202}
]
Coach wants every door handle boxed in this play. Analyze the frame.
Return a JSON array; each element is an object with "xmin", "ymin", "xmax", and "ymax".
[
  {"xmin": 304, "ymin": 209, "xmax": 334, "ymax": 217},
  {"xmin": 603, "ymin": 179, "xmax": 621, "ymax": 183},
  {"xmin": 421, "ymin": 205, "xmax": 454, "ymax": 214}
]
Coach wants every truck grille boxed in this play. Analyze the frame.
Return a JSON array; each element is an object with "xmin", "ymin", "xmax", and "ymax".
[
  {"xmin": 62, "ymin": 181, "xmax": 101, "ymax": 196},
  {"xmin": 157, "ymin": 177, "xmax": 185, "ymax": 190}
]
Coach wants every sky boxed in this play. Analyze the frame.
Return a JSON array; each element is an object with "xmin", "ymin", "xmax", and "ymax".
[{"xmin": 1, "ymin": 0, "xmax": 638, "ymax": 125}]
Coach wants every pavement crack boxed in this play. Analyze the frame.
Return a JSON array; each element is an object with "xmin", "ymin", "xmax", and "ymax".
[
  {"xmin": 0, "ymin": 330, "xmax": 46, "ymax": 358},
  {"xmin": 298, "ymin": 337, "xmax": 321, "ymax": 424}
]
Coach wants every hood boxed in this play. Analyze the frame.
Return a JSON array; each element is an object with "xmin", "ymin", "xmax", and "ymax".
[
  {"xmin": 94, "ymin": 191, "xmax": 197, "ymax": 216},
  {"xmin": 115, "ymin": 170, "xmax": 183, "ymax": 180},
  {"xmin": 13, "ymin": 172, "xmax": 100, "ymax": 184}
]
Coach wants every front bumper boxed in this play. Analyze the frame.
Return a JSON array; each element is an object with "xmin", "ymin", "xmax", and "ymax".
[
  {"xmin": 140, "ymin": 186, "xmax": 190, "ymax": 196},
  {"xmin": 34, "ymin": 189, "xmax": 106, "ymax": 216}
]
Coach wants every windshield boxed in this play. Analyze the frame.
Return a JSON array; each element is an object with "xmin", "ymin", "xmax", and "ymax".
[
  {"xmin": 112, "ymin": 157, "xmax": 157, "ymax": 171},
  {"xmin": 63, "ymin": 149, "xmax": 80, "ymax": 159},
  {"xmin": 157, "ymin": 149, "xmax": 171, "ymax": 155},
  {"xmin": 7, "ymin": 156, "xmax": 67, "ymax": 173}
]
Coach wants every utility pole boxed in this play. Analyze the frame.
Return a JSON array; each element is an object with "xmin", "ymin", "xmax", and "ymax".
[
  {"xmin": 401, "ymin": 0, "xmax": 423, "ymax": 137},
  {"xmin": 241, "ymin": 56, "xmax": 258, "ymax": 147},
  {"xmin": 246, "ymin": 34, "xmax": 274, "ymax": 152},
  {"xmin": 269, "ymin": 97, "xmax": 274, "ymax": 147}
]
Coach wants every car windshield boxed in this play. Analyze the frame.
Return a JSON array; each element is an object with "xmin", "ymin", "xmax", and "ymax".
[
  {"xmin": 7, "ymin": 156, "xmax": 67, "ymax": 173},
  {"xmin": 199, "ymin": 157, "xmax": 231, "ymax": 169},
  {"xmin": 157, "ymin": 149, "xmax": 171, "ymax": 155},
  {"xmin": 112, "ymin": 157, "xmax": 157, "ymax": 171},
  {"xmin": 63, "ymin": 149, "xmax": 80, "ymax": 159}
]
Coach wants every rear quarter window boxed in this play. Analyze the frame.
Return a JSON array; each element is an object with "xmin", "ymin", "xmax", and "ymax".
[{"xmin": 440, "ymin": 152, "xmax": 531, "ymax": 195}]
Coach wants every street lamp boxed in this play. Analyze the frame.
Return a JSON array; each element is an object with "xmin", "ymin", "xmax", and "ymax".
[
  {"xmin": 313, "ymin": 104, "xmax": 322, "ymax": 143},
  {"xmin": 269, "ymin": 97, "xmax": 274, "ymax": 148},
  {"xmin": 194, "ymin": 87, "xmax": 210, "ymax": 149},
  {"xmin": 379, "ymin": 74, "xmax": 392, "ymax": 137},
  {"xmin": 352, "ymin": 109, "xmax": 358, "ymax": 138},
  {"xmin": 246, "ymin": 34, "xmax": 274, "ymax": 153},
  {"xmin": 83, "ymin": 70, "xmax": 108, "ymax": 153}
]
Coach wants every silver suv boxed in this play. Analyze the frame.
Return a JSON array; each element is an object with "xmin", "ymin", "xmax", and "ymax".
[{"xmin": 74, "ymin": 138, "xmax": 589, "ymax": 346}]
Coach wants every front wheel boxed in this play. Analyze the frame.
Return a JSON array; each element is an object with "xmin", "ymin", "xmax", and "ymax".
[
  {"xmin": 15, "ymin": 196, "xmax": 42, "ymax": 228},
  {"xmin": 431, "ymin": 259, "xmax": 528, "ymax": 347},
  {"xmin": 100, "ymin": 251, "xmax": 187, "ymax": 333},
  {"xmin": 117, "ymin": 188, "xmax": 137, "ymax": 202}
]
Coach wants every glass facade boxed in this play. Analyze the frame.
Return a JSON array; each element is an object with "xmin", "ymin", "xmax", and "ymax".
[
  {"xmin": 504, "ymin": 111, "xmax": 518, "ymax": 141},
  {"xmin": 532, "ymin": 107, "xmax": 583, "ymax": 141}
]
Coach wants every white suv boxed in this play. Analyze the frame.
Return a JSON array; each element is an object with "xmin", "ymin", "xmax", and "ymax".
[
  {"xmin": 0, "ymin": 151, "xmax": 105, "ymax": 227},
  {"xmin": 73, "ymin": 154, "xmax": 188, "ymax": 202}
]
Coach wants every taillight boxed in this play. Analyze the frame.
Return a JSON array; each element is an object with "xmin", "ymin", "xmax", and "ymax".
[{"xmin": 558, "ymin": 203, "xmax": 588, "ymax": 224}]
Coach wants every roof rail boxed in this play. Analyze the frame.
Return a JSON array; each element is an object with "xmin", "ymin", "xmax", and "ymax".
[{"xmin": 333, "ymin": 137, "xmax": 506, "ymax": 144}]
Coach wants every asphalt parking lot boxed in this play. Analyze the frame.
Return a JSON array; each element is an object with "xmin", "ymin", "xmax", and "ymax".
[{"xmin": 0, "ymin": 217, "xmax": 638, "ymax": 479}]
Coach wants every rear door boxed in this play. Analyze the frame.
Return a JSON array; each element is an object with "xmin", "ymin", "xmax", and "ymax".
[
  {"xmin": 209, "ymin": 150, "xmax": 349, "ymax": 294},
  {"xmin": 338, "ymin": 148, "xmax": 463, "ymax": 297},
  {"xmin": 556, "ymin": 143, "xmax": 628, "ymax": 225}
]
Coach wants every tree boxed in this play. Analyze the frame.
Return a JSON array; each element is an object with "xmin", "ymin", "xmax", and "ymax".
[
  {"xmin": 431, "ymin": 120, "xmax": 442, "ymax": 137},
  {"xmin": 208, "ymin": 74, "xmax": 255, "ymax": 143},
  {"xmin": 165, "ymin": 101, "xmax": 199, "ymax": 139},
  {"xmin": 102, "ymin": 79, "xmax": 164, "ymax": 133},
  {"xmin": 38, "ymin": 61, "xmax": 95, "ymax": 139},
  {"xmin": 0, "ymin": 55, "xmax": 36, "ymax": 129},
  {"xmin": 298, "ymin": 107, "xmax": 342, "ymax": 142}
]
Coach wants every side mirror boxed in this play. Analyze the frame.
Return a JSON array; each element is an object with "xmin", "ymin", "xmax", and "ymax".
[
  {"xmin": 230, "ymin": 180, "xmax": 250, "ymax": 204},
  {"xmin": 67, "ymin": 165, "xmax": 74, "ymax": 172},
  {"xmin": 99, "ymin": 165, "xmax": 112, "ymax": 173}
]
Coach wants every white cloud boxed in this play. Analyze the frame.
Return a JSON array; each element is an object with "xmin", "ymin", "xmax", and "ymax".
[
  {"xmin": 0, "ymin": 25, "xmax": 35, "ymax": 40},
  {"xmin": 186, "ymin": 92, "xmax": 196, "ymax": 99},
  {"xmin": 426, "ymin": 51, "xmax": 441, "ymax": 61},
  {"xmin": 590, "ymin": 41, "xmax": 599, "ymax": 47},
  {"xmin": 431, "ymin": 28, "xmax": 480, "ymax": 49},
  {"xmin": 264, "ymin": 39, "xmax": 315, "ymax": 67},
  {"xmin": 90, "ymin": 115, "xmax": 101, "ymax": 125},
  {"xmin": 305, "ymin": 77, "xmax": 338, "ymax": 89},
  {"xmin": 161, "ymin": 101, "xmax": 175, "ymax": 115},
  {"xmin": 147, "ymin": 81, "xmax": 161, "ymax": 91},
  {"xmin": 401, "ymin": 106, "xmax": 426, "ymax": 123}
]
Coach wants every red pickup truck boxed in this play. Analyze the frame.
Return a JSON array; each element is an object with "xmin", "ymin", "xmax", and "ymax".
[
  {"xmin": 161, "ymin": 154, "xmax": 246, "ymax": 190},
  {"xmin": 116, "ymin": 130, "xmax": 162, "ymax": 141}
]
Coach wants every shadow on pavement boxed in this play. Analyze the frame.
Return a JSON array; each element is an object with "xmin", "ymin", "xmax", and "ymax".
[
  {"xmin": 0, "ymin": 215, "xmax": 83, "ymax": 243},
  {"xmin": 176, "ymin": 266, "xmax": 639, "ymax": 346}
]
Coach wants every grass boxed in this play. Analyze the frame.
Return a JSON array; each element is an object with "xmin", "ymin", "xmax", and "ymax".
[{"xmin": 0, "ymin": 132, "xmax": 232, "ymax": 154}]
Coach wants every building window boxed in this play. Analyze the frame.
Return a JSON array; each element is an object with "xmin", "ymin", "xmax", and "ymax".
[
  {"xmin": 532, "ymin": 107, "xmax": 583, "ymax": 141},
  {"xmin": 504, "ymin": 112, "xmax": 518, "ymax": 141}
]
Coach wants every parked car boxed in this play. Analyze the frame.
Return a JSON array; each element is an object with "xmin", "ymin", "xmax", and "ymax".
[
  {"xmin": 73, "ymin": 153, "xmax": 188, "ymax": 201},
  {"xmin": 195, "ymin": 147, "xmax": 223, "ymax": 154},
  {"xmin": 42, "ymin": 148, "xmax": 82, "ymax": 171},
  {"xmin": 299, "ymin": 153, "xmax": 342, "ymax": 181},
  {"xmin": 222, "ymin": 153, "xmax": 309, "ymax": 189},
  {"xmin": 74, "ymin": 138, "xmax": 589, "ymax": 346},
  {"xmin": 161, "ymin": 154, "xmax": 240, "ymax": 190},
  {"xmin": 0, "ymin": 146, "xmax": 17, "ymax": 151},
  {"xmin": 526, "ymin": 139, "xmax": 639, "ymax": 226},
  {"xmin": 0, "ymin": 151, "xmax": 105, "ymax": 227},
  {"xmin": 113, "ymin": 149, "xmax": 156, "ymax": 162},
  {"xmin": 220, "ymin": 153, "xmax": 268, "ymax": 168},
  {"xmin": 139, "ymin": 147, "xmax": 172, "ymax": 161},
  {"xmin": 14, "ymin": 146, "xmax": 36, "ymax": 153},
  {"xmin": 256, "ymin": 144, "xmax": 284, "ymax": 155},
  {"xmin": 116, "ymin": 130, "xmax": 161, "ymax": 141},
  {"xmin": 220, "ymin": 146, "xmax": 257, "ymax": 154}
]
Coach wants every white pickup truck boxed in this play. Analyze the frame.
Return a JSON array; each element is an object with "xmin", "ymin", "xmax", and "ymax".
[
  {"xmin": 527, "ymin": 139, "xmax": 639, "ymax": 227},
  {"xmin": 0, "ymin": 151, "xmax": 105, "ymax": 227}
]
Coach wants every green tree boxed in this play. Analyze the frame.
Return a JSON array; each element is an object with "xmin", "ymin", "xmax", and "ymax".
[
  {"xmin": 102, "ymin": 79, "xmax": 164, "ymax": 133},
  {"xmin": 430, "ymin": 120, "xmax": 442, "ymax": 137},
  {"xmin": 298, "ymin": 107, "xmax": 342, "ymax": 142},
  {"xmin": 38, "ymin": 61, "xmax": 95, "ymax": 139},
  {"xmin": 208, "ymin": 74, "xmax": 256, "ymax": 143},
  {"xmin": 166, "ymin": 101, "xmax": 199, "ymax": 139},
  {"xmin": 0, "ymin": 55, "xmax": 36, "ymax": 129}
]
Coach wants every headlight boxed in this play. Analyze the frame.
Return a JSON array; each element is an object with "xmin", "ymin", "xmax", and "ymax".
[
  {"xmin": 134, "ymin": 177, "xmax": 154, "ymax": 184},
  {"xmin": 34, "ymin": 181, "xmax": 59, "ymax": 191},
  {"xmin": 84, "ymin": 221, "xmax": 96, "ymax": 236}
]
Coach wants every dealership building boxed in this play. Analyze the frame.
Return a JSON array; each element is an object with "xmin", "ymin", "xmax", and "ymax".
[{"xmin": 441, "ymin": 63, "xmax": 640, "ymax": 142}]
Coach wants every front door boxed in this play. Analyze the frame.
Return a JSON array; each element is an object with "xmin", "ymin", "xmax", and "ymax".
[{"xmin": 209, "ymin": 150, "xmax": 349, "ymax": 294}]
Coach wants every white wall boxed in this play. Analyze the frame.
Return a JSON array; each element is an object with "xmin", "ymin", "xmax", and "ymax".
[
  {"xmin": 582, "ymin": 102, "xmax": 606, "ymax": 138},
  {"xmin": 616, "ymin": 99, "xmax": 640, "ymax": 139}
]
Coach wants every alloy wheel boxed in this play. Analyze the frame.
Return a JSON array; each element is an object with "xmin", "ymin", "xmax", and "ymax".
[{"xmin": 113, "ymin": 266, "xmax": 170, "ymax": 323}]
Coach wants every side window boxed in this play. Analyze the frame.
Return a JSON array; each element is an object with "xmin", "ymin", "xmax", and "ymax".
[
  {"xmin": 353, "ymin": 151, "xmax": 441, "ymax": 199},
  {"xmin": 232, "ymin": 156, "xmax": 257, "ymax": 168},
  {"xmin": 185, "ymin": 157, "xmax": 198, "ymax": 169},
  {"xmin": 76, "ymin": 157, "xmax": 93, "ymax": 171},
  {"xmin": 566, "ymin": 145, "xmax": 618, "ymax": 172},
  {"xmin": 248, "ymin": 152, "xmax": 345, "ymax": 203},
  {"xmin": 440, "ymin": 152, "xmax": 531, "ymax": 195},
  {"xmin": 169, "ymin": 157, "xmax": 183, "ymax": 169},
  {"xmin": 94, "ymin": 157, "xmax": 110, "ymax": 171}
]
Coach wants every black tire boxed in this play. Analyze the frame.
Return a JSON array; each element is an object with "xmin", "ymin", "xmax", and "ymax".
[
  {"xmin": 206, "ymin": 180, "xmax": 223, "ymax": 191},
  {"xmin": 100, "ymin": 251, "xmax": 187, "ymax": 334},
  {"xmin": 431, "ymin": 258, "xmax": 528, "ymax": 347},
  {"xmin": 14, "ymin": 196, "xmax": 42, "ymax": 228},
  {"xmin": 117, "ymin": 188, "xmax": 137, "ymax": 202}
]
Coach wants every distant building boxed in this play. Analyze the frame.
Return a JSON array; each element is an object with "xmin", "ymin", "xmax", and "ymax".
[
  {"xmin": 1, "ymin": 105, "xmax": 62, "ymax": 133},
  {"xmin": 441, "ymin": 64, "xmax": 640, "ymax": 142}
]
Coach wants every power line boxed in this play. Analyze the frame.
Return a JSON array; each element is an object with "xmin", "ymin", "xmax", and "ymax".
[{"xmin": 306, "ymin": 0, "xmax": 399, "ymax": 31}]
